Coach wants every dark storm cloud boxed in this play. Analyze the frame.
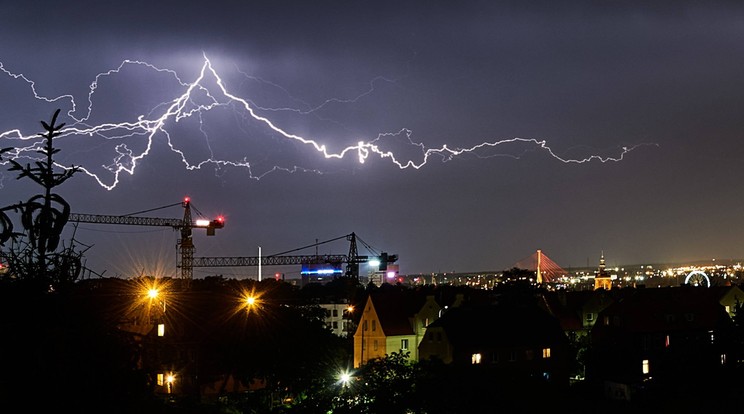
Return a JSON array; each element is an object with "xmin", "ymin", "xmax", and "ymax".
[{"xmin": 2, "ymin": 1, "xmax": 744, "ymax": 276}]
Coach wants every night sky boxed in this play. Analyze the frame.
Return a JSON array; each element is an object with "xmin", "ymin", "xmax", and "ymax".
[{"xmin": 2, "ymin": 1, "xmax": 744, "ymax": 279}]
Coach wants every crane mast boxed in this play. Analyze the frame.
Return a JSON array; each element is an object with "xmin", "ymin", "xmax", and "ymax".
[{"xmin": 179, "ymin": 198, "xmax": 195, "ymax": 280}]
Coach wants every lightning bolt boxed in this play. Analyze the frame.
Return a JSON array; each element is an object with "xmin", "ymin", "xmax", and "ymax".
[{"xmin": 0, "ymin": 53, "xmax": 656, "ymax": 191}]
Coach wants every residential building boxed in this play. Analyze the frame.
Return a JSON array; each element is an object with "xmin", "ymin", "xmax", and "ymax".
[
  {"xmin": 588, "ymin": 286, "xmax": 738, "ymax": 401},
  {"xmin": 418, "ymin": 300, "xmax": 571, "ymax": 388},
  {"xmin": 353, "ymin": 288, "xmax": 443, "ymax": 367},
  {"xmin": 319, "ymin": 302, "xmax": 354, "ymax": 337}
]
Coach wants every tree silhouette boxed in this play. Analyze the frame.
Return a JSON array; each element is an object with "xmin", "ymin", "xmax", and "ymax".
[{"xmin": 0, "ymin": 109, "xmax": 83, "ymax": 290}]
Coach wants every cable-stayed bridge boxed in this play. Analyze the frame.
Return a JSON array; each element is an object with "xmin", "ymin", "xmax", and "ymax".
[{"xmin": 513, "ymin": 250, "xmax": 569, "ymax": 284}]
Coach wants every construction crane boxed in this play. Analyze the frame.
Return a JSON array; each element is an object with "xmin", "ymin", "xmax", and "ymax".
[
  {"xmin": 190, "ymin": 232, "xmax": 397, "ymax": 280},
  {"xmin": 69, "ymin": 197, "xmax": 224, "ymax": 279}
]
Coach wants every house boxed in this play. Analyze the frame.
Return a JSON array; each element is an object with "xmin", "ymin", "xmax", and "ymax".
[
  {"xmin": 353, "ymin": 288, "xmax": 443, "ymax": 367},
  {"xmin": 318, "ymin": 302, "xmax": 354, "ymax": 337},
  {"xmin": 418, "ymin": 300, "xmax": 571, "ymax": 388},
  {"xmin": 709, "ymin": 284, "xmax": 744, "ymax": 318},
  {"xmin": 588, "ymin": 286, "xmax": 738, "ymax": 401},
  {"xmin": 540, "ymin": 289, "xmax": 618, "ymax": 337}
]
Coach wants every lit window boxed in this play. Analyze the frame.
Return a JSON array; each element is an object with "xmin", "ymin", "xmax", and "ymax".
[
  {"xmin": 665, "ymin": 335, "xmax": 670, "ymax": 347},
  {"xmin": 710, "ymin": 330, "xmax": 716, "ymax": 344},
  {"xmin": 401, "ymin": 339, "xmax": 409, "ymax": 350},
  {"xmin": 157, "ymin": 373, "xmax": 164, "ymax": 386},
  {"xmin": 157, "ymin": 323, "xmax": 165, "ymax": 337},
  {"xmin": 642, "ymin": 359, "xmax": 650, "ymax": 375},
  {"xmin": 542, "ymin": 348, "xmax": 551, "ymax": 358},
  {"xmin": 721, "ymin": 354, "xmax": 727, "ymax": 365},
  {"xmin": 472, "ymin": 353, "xmax": 482, "ymax": 364}
]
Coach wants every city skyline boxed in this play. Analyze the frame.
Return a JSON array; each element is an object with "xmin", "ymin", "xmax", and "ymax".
[{"xmin": 2, "ymin": 2, "xmax": 744, "ymax": 278}]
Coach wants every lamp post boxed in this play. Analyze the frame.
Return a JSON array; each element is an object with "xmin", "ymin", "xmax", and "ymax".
[{"xmin": 148, "ymin": 288, "xmax": 166, "ymax": 313}]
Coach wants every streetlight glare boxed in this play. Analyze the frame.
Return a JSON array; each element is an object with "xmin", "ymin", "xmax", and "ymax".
[
  {"xmin": 239, "ymin": 287, "xmax": 264, "ymax": 315},
  {"xmin": 148, "ymin": 288, "xmax": 159, "ymax": 299},
  {"xmin": 338, "ymin": 370, "xmax": 353, "ymax": 388}
]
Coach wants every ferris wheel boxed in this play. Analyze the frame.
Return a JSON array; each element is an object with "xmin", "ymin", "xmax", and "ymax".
[{"xmin": 684, "ymin": 270, "xmax": 711, "ymax": 287}]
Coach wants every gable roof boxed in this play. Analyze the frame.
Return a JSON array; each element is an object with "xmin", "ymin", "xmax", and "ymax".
[
  {"xmin": 367, "ymin": 289, "xmax": 428, "ymax": 336},
  {"xmin": 430, "ymin": 301, "xmax": 566, "ymax": 348},
  {"xmin": 595, "ymin": 286, "xmax": 734, "ymax": 333}
]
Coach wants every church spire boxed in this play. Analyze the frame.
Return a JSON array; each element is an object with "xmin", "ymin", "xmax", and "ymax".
[{"xmin": 594, "ymin": 251, "xmax": 612, "ymax": 290}]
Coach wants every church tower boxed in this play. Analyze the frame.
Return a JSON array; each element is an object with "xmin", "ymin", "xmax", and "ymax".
[{"xmin": 594, "ymin": 252, "xmax": 612, "ymax": 290}]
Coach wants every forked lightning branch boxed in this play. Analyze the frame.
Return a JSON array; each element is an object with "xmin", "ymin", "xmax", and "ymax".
[{"xmin": 0, "ymin": 54, "xmax": 654, "ymax": 190}]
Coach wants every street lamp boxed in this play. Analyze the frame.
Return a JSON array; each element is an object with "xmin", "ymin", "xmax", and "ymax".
[
  {"xmin": 165, "ymin": 372, "xmax": 176, "ymax": 394},
  {"xmin": 147, "ymin": 288, "xmax": 167, "ymax": 312},
  {"xmin": 242, "ymin": 290, "xmax": 263, "ymax": 315},
  {"xmin": 338, "ymin": 369, "xmax": 353, "ymax": 388}
]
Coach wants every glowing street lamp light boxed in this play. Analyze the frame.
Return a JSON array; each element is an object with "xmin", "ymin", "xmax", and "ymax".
[
  {"xmin": 242, "ymin": 293, "xmax": 263, "ymax": 315},
  {"xmin": 166, "ymin": 373, "xmax": 176, "ymax": 394},
  {"xmin": 338, "ymin": 370, "xmax": 352, "ymax": 388},
  {"xmin": 147, "ymin": 288, "xmax": 166, "ymax": 312}
]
